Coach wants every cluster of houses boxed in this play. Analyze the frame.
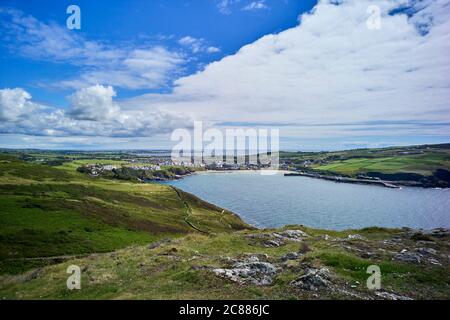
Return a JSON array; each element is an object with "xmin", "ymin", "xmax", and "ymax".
[
  {"xmin": 81, "ymin": 156, "xmax": 292, "ymax": 177},
  {"xmin": 172, "ymin": 161, "xmax": 206, "ymax": 168},
  {"xmin": 82, "ymin": 163, "xmax": 161, "ymax": 176},
  {"xmin": 129, "ymin": 164, "xmax": 161, "ymax": 171},
  {"xmin": 82, "ymin": 164, "xmax": 119, "ymax": 176},
  {"xmin": 204, "ymin": 161, "xmax": 287, "ymax": 171}
]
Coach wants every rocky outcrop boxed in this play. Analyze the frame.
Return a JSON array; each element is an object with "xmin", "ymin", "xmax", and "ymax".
[
  {"xmin": 393, "ymin": 246, "xmax": 444, "ymax": 266},
  {"xmin": 347, "ymin": 234, "xmax": 367, "ymax": 241},
  {"xmin": 375, "ymin": 291, "xmax": 413, "ymax": 300},
  {"xmin": 247, "ymin": 229, "xmax": 309, "ymax": 247},
  {"xmin": 213, "ymin": 255, "xmax": 279, "ymax": 286},
  {"xmin": 290, "ymin": 267, "xmax": 332, "ymax": 291},
  {"xmin": 280, "ymin": 252, "xmax": 301, "ymax": 262},
  {"xmin": 394, "ymin": 249, "xmax": 422, "ymax": 264}
]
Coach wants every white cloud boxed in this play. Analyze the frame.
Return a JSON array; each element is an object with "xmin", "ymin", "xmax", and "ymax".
[
  {"xmin": 68, "ymin": 85, "xmax": 120, "ymax": 121},
  {"xmin": 178, "ymin": 36, "xmax": 221, "ymax": 54},
  {"xmin": 206, "ymin": 46, "xmax": 221, "ymax": 53},
  {"xmin": 217, "ymin": 0, "xmax": 268, "ymax": 14},
  {"xmin": 178, "ymin": 36, "xmax": 198, "ymax": 46},
  {"xmin": 0, "ymin": 9, "xmax": 186, "ymax": 90},
  {"xmin": 242, "ymin": 1, "xmax": 269, "ymax": 11},
  {"xmin": 0, "ymin": 88, "xmax": 39, "ymax": 121},
  {"xmin": 56, "ymin": 47, "xmax": 185, "ymax": 90},
  {"xmin": 129, "ymin": 0, "xmax": 450, "ymax": 139},
  {"xmin": 0, "ymin": 86, "xmax": 192, "ymax": 138},
  {"xmin": 1, "ymin": 0, "xmax": 450, "ymax": 147},
  {"xmin": 216, "ymin": 0, "xmax": 241, "ymax": 14},
  {"xmin": 178, "ymin": 36, "xmax": 204, "ymax": 53}
]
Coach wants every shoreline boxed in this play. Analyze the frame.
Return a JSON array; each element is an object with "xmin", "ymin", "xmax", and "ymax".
[
  {"xmin": 283, "ymin": 171, "xmax": 450, "ymax": 189},
  {"xmin": 161, "ymin": 169, "xmax": 431, "ymax": 189},
  {"xmin": 173, "ymin": 184, "xmax": 450, "ymax": 233},
  {"xmin": 284, "ymin": 172, "xmax": 402, "ymax": 189},
  {"xmin": 158, "ymin": 171, "xmax": 450, "ymax": 232},
  {"xmin": 155, "ymin": 168, "xmax": 449, "ymax": 189}
]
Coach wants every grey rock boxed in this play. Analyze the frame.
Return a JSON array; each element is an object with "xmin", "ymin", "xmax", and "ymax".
[
  {"xmin": 246, "ymin": 233, "xmax": 285, "ymax": 247},
  {"xmin": 280, "ymin": 252, "xmax": 301, "ymax": 262},
  {"xmin": 416, "ymin": 240, "xmax": 435, "ymax": 245},
  {"xmin": 428, "ymin": 258, "xmax": 442, "ymax": 266},
  {"xmin": 290, "ymin": 268, "xmax": 331, "ymax": 291},
  {"xmin": 429, "ymin": 228, "xmax": 450, "ymax": 238},
  {"xmin": 347, "ymin": 234, "xmax": 366, "ymax": 241},
  {"xmin": 416, "ymin": 247, "xmax": 437, "ymax": 256},
  {"xmin": 275, "ymin": 230, "xmax": 309, "ymax": 241},
  {"xmin": 220, "ymin": 256, "xmax": 236, "ymax": 263},
  {"xmin": 265, "ymin": 239, "xmax": 284, "ymax": 247},
  {"xmin": 375, "ymin": 291, "xmax": 413, "ymax": 300},
  {"xmin": 394, "ymin": 250, "xmax": 422, "ymax": 264},
  {"xmin": 412, "ymin": 228, "xmax": 450, "ymax": 239},
  {"xmin": 360, "ymin": 252, "xmax": 375, "ymax": 259},
  {"xmin": 242, "ymin": 253, "xmax": 270, "ymax": 262},
  {"xmin": 247, "ymin": 230, "xmax": 309, "ymax": 247},
  {"xmin": 213, "ymin": 257, "xmax": 278, "ymax": 286}
]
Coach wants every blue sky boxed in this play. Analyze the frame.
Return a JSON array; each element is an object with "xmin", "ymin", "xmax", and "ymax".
[
  {"xmin": 0, "ymin": 0, "xmax": 315, "ymax": 107},
  {"xmin": 0, "ymin": 0, "xmax": 449, "ymax": 150}
]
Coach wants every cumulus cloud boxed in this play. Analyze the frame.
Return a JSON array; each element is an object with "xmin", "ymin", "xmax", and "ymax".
[
  {"xmin": 67, "ymin": 85, "xmax": 120, "ymax": 121},
  {"xmin": 0, "ymin": 88, "xmax": 39, "ymax": 121},
  {"xmin": 2, "ymin": 0, "xmax": 450, "ymax": 147},
  {"xmin": 129, "ymin": 0, "xmax": 450, "ymax": 139},
  {"xmin": 0, "ymin": 86, "xmax": 192, "ymax": 137},
  {"xmin": 0, "ymin": 9, "xmax": 186, "ymax": 90}
]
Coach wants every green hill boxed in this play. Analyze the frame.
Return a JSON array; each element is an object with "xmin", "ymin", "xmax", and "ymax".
[
  {"xmin": 281, "ymin": 144, "xmax": 450, "ymax": 187},
  {"xmin": 0, "ymin": 155, "xmax": 251, "ymax": 275},
  {"xmin": 0, "ymin": 152, "xmax": 449, "ymax": 300}
]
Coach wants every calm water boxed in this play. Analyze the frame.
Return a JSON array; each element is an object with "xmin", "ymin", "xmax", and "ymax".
[{"xmin": 161, "ymin": 171, "xmax": 450, "ymax": 230}]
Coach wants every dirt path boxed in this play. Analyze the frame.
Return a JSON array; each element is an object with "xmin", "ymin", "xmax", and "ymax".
[
  {"xmin": 5, "ymin": 254, "xmax": 87, "ymax": 262},
  {"xmin": 171, "ymin": 187, "xmax": 210, "ymax": 234}
]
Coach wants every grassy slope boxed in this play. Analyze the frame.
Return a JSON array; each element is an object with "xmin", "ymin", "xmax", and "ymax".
[
  {"xmin": 1, "ymin": 151, "xmax": 449, "ymax": 300},
  {"xmin": 314, "ymin": 154, "xmax": 450, "ymax": 176},
  {"xmin": 1, "ymin": 226, "xmax": 449, "ymax": 300},
  {"xmin": 281, "ymin": 144, "xmax": 450, "ymax": 177},
  {"xmin": 0, "ymin": 155, "xmax": 251, "ymax": 274}
]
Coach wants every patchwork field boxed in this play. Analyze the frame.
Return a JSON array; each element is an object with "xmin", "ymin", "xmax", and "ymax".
[
  {"xmin": 281, "ymin": 144, "xmax": 450, "ymax": 187},
  {"xmin": 313, "ymin": 154, "xmax": 450, "ymax": 176}
]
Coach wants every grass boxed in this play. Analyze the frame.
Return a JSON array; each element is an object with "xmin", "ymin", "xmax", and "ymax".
[
  {"xmin": 281, "ymin": 145, "xmax": 450, "ymax": 185},
  {"xmin": 0, "ymin": 156, "xmax": 251, "ymax": 275},
  {"xmin": 1, "ymin": 227, "xmax": 449, "ymax": 300},
  {"xmin": 313, "ymin": 154, "xmax": 450, "ymax": 176},
  {"xmin": 1, "ymin": 150, "xmax": 449, "ymax": 300}
]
